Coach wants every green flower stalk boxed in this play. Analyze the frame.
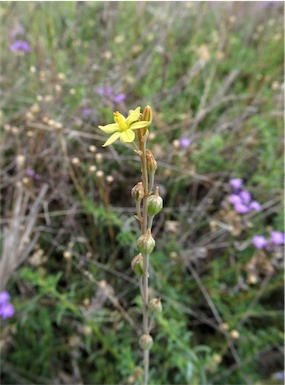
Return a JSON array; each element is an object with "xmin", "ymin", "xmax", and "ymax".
[{"xmin": 99, "ymin": 105, "xmax": 162, "ymax": 385}]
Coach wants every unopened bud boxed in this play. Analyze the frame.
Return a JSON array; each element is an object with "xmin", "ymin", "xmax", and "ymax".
[
  {"xmin": 230, "ymin": 330, "xmax": 240, "ymax": 340},
  {"xmin": 131, "ymin": 182, "xmax": 144, "ymax": 201},
  {"xmin": 83, "ymin": 298, "xmax": 90, "ymax": 307},
  {"xmin": 106, "ymin": 175, "xmax": 114, "ymax": 184},
  {"xmin": 16, "ymin": 154, "xmax": 26, "ymax": 169},
  {"xmin": 146, "ymin": 150, "xmax": 157, "ymax": 174},
  {"xmin": 131, "ymin": 254, "xmax": 144, "ymax": 277},
  {"xmin": 213, "ymin": 354, "xmax": 222, "ymax": 365},
  {"xmin": 137, "ymin": 229, "xmax": 155, "ymax": 254},
  {"xmin": 89, "ymin": 165, "xmax": 97, "ymax": 173},
  {"xmin": 71, "ymin": 157, "xmax": 80, "ymax": 166},
  {"xmin": 149, "ymin": 297, "xmax": 162, "ymax": 314},
  {"xmin": 133, "ymin": 367, "xmax": 143, "ymax": 380},
  {"xmin": 219, "ymin": 322, "xmax": 229, "ymax": 332},
  {"xmin": 142, "ymin": 105, "xmax": 153, "ymax": 125},
  {"xmin": 139, "ymin": 334, "xmax": 153, "ymax": 350},
  {"xmin": 89, "ymin": 145, "xmax": 97, "ymax": 153},
  {"xmin": 63, "ymin": 251, "xmax": 72, "ymax": 260},
  {"xmin": 148, "ymin": 187, "xmax": 163, "ymax": 216},
  {"xmin": 83, "ymin": 325, "xmax": 92, "ymax": 336}
]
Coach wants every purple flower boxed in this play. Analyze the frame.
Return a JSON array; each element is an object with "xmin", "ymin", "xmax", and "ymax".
[
  {"xmin": 234, "ymin": 203, "xmax": 250, "ymax": 214},
  {"xmin": 249, "ymin": 201, "xmax": 261, "ymax": 211},
  {"xmin": 229, "ymin": 194, "xmax": 242, "ymax": 205},
  {"xmin": 239, "ymin": 190, "xmax": 251, "ymax": 204},
  {"xmin": 0, "ymin": 291, "xmax": 14, "ymax": 320},
  {"xmin": 26, "ymin": 168, "xmax": 41, "ymax": 181},
  {"xmin": 0, "ymin": 291, "xmax": 10, "ymax": 304},
  {"xmin": 252, "ymin": 235, "xmax": 268, "ymax": 249},
  {"xmin": 229, "ymin": 178, "xmax": 243, "ymax": 189},
  {"xmin": 97, "ymin": 86, "xmax": 113, "ymax": 97},
  {"xmin": 0, "ymin": 303, "xmax": 14, "ymax": 319},
  {"xmin": 112, "ymin": 93, "xmax": 126, "ymax": 103},
  {"xmin": 10, "ymin": 40, "xmax": 30, "ymax": 53},
  {"xmin": 82, "ymin": 108, "xmax": 92, "ymax": 118},
  {"xmin": 273, "ymin": 372, "xmax": 284, "ymax": 381},
  {"xmin": 270, "ymin": 231, "xmax": 284, "ymax": 245},
  {"xmin": 180, "ymin": 137, "xmax": 192, "ymax": 148}
]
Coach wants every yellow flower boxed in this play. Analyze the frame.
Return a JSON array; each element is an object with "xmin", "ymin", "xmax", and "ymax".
[{"xmin": 98, "ymin": 107, "xmax": 150, "ymax": 147}]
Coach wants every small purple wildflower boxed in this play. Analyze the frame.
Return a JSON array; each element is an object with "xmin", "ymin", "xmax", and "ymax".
[
  {"xmin": 252, "ymin": 235, "xmax": 268, "ymax": 249},
  {"xmin": 228, "ymin": 183, "xmax": 261, "ymax": 215},
  {"xmin": 234, "ymin": 203, "xmax": 250, "ymax": 214},
  {"xmin": 249, "ymin": 201, "xmax": 261, "ymax": 211},
  {"xmin": 229, "ymin": 178, "xmax": 243, "ymax": 190},
  {"xmin": 273, "ymin": 372, "xmax": 284, "ymax": 382},
  {"xmin": 0, "ymin": 290, "xmax": 14, "ymax": 320},
  {"xmin": 239, "ymin": 190, "xmax": 251, "ymax": 204},
  {"xmin": 180, "ymin": 137, "xmax": 192, "ymax": 148},
  {"xmin": 0, "ymin": 291, "xmax": 10, "ymax": 304},
  {"xmin": 0, "ymin": 303, "xmax": 14, "ymax": 319},
  {"xmin": 229, "ymin": 194, "xmax": 242, "ymax": 205},
  {"xmin": 97, "ymin": 86, "xmax": 113, "ymax": 97},
  {"xmin": 112, "ymin": 93, "xmax": 126, "ymax": 103},
  {"xmin": 82, "ymin": 108, "xmax": 92, "ymax": 118},
  {"xmin": 26, "ymin": 168, "xmax": 41, "ymax": 181},
  {"xmin": 270, "ymin": 231, "xmax": 284, "ymax": 245},
  {"xmin": 10, "ymin": 40, "xmax": 30, "ymax": 53}
]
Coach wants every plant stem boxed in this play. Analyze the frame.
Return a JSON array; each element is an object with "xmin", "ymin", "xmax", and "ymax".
[{"xmin": 140, "ymin": 134, "xmax": 150, "ymax": 385}]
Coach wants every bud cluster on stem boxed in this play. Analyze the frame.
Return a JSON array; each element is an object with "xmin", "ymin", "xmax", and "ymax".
[{"xmin": 129, "ymin": 106, "xmax": 162, "ymax": 385}]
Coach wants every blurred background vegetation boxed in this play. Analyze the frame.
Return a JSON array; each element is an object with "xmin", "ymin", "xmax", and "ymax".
[{"xmin": 0, "ymin": 2, "xmax": 284, "ymax": 384}]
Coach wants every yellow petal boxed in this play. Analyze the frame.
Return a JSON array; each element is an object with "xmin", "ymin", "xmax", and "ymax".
[
  {"xmin": 125, "ymin": 107, "xmax": 141, "ymax": 126},
  {"xmin": 113, "ymin": 111, "xmax": 127, "ymax": 131},
  {"xmin": 130, "ymin": 121, "xmax": 150, "ymax": 130},
  {"xmin": 99, "ymin": 123, "xmax": 119, "ymax": 134},
  {"xmin": 102, "ymin": 132, "xmax": 121, "ymax": 147},
  {"xmin": 120, "ymin": 129, "xmax": 135, "ymax": 143}
]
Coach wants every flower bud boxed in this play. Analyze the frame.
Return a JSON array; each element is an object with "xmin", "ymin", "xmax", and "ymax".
[
  {"xmin": 149, "ymin": 297, "xmax": 162, "ymax": 314},
  {"xmin": 137, "ymin": 229, "xmax": 155, "ymax": 255},
  {"xmin": 146, "ymin": 150, "xmax": 157, "ymax": 174},
  {"xmin": 131, "ymin": 254, "xmax": 144, "ymax": 277},
  {"xmin": 131, "ymin": 182, "xmax": 144, "ymax": 201},
  {"xmin": 139, "ymin": 334, "xmax": 153, "ymax": 350},
  {"xmin": 230, "ymin": 330, "xmax": 240, "ymax": 340},
  {"xmin": 142, "ymin": 105, "xmax": 153, "ymax": 125},
  {"xmin": 148, "ymin": 187, "xmax": 163, "ymax": 216}
]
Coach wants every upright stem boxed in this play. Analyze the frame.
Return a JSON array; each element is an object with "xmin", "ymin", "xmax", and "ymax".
[{"xmin": 140, "ymin": 136, "xmax": 150, "ymax": 385}]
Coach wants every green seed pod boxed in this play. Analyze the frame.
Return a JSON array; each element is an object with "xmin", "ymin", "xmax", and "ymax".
[
  {"xmin": 148, "ymin": 188, "xmax": 163, "ymax": 216},
  {"xmin": 137, "ymin": 229, "xmax": 155, "ymax": 255},
  {"xmin": 139, "ymin": 334, "xmax": 153, "ymax": 350},
  {"xmin": 131, "ymin": 182, "xmax": 144, "ymax": 202},
  {"xmin": 149, "ymin": 297, "xmax": 162, "ymax": 314},
  {"xmin": 131, "ymin": 254, "xmax": 144, "ymax": 277}
]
